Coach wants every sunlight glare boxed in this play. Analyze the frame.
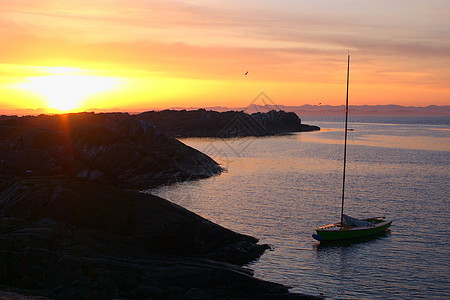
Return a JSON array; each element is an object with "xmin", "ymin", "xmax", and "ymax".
[{"xmin": 18, "ymin": 74, "xmax": 121, "ymax": 111}]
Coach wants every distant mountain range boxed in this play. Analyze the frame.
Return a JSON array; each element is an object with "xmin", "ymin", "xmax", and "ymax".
[
  {"xmin": 197, "ymin": 104, "xmax": 450, "ymax": 116},
  {"xmin": 2, "ymin": 104, "xmax": 449, "ymax": 117}
]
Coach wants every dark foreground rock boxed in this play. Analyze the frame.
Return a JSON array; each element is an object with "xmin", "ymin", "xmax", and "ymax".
[
  {"xmin": 136, "ymin": 109, "xmax": 320, "ymax": 138},
  {"xmin": 0, "ymin": 177, "xmax": 319, "ymax": 299},
  {"xmin": 0, "ymin": 112, "xmax": 221, "ymax": 189},
  {"xmin": 0, "ymin": 112, "xmax": 321, "ymax": 299}
]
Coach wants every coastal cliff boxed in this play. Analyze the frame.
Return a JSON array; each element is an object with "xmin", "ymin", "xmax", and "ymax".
[
  {"xmin": 0, "ymin": 177, "xmax": 298, "ymax": 299},
  {"xmin": 0, "ymin": 112, "xmax": 221, "ymax": 189},
  {"xmin": 136, "ymin": 109, "xmax": 320, "ymax": 137},
  {"xmin": 0, "ymin": 112, "xmax": 319, "ymax": 299}
]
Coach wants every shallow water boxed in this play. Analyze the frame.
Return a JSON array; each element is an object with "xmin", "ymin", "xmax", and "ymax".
[{"xmin": 149, "ymin": 116, "xmax": 450, "ymax": 299}]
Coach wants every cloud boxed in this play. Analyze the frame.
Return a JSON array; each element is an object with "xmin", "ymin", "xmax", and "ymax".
[
  {"xmin": 1, "ymin": 0, "xmax": 449, "ymax": 105},
  {"xmin": 2, "ymin": 0, "xmax": 449, "ymax": 55}
]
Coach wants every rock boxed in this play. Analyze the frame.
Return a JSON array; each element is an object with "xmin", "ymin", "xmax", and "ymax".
[
  {"xmin": 0, "ymin": 177, "xmax": 264, "ymax": 262},
  {"xmin": 0, "ymin": 113, "xmax": 222, "ymax": 189},
  {"xmin": 0, "ymin": 112, "xmax": 321, "ymax": 299},
  {"xmin": 0, "ymin": 177, "xmax": 320, "ymax": 299},
  {"xmin": 0, "ymin": 291, "xmax": 50, "ymax": 299},
  {"xmin": 136, "ymin": 109, "xmax": 320, "ymax": 137}
]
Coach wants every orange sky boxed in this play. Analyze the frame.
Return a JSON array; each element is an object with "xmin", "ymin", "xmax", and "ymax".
[{"xmin": 1, "ymin": 0, "xmax": 449, "ymax": 113}]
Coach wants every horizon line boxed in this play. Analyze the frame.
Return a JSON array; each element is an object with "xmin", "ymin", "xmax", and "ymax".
[{"xmin": 1, "ymin": 104, "xmax": 450, "ymax": 117}]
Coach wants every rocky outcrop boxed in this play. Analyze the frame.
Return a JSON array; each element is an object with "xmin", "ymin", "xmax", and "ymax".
[
  {"xmin": 0, "ymin": 177, "xmax": 319, "ymax": 299},
  {"xmin": 0, "ymin": 113, "xmax": 221, "ymax": 189},
  {"xmin": 0, "ymin": 112, "xmax": 321, "ymax": 299},
  {"xmin": 0, "ymin": 177, "xmax": 266, "ymax": 262},
  {"xmin": 136, "ymin": 109, "xmax": 320, "ymax": 137}
]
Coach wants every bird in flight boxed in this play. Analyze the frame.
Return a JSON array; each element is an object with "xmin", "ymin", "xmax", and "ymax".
[{"xmin": 244, "ymin": 71, "xmax": 248, "ymax": 75}]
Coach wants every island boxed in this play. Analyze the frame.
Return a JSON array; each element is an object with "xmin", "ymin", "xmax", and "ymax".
[
  {"xmin": 136, "ymin": 109, "xmax": 320, "ymax": 137},
  {"xmin": 0, "ymin": 112, "xmax": 320, "ymax": 299}
]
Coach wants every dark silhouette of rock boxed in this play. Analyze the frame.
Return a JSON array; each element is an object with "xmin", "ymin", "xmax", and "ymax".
[
  {"xmin": 0, "ymin": 112, "xmax": 222, "ymax": 189},
  {"xmin": 136, "ymin": 109, "xmax": 320, "ymax": 138},
  {"xmin": 0, "ymin": 112, "xmax": 321, "ymax": 299},
  {"xmin": 0, "ymin": 177, "xmax": 266, "ymax": 261},
  {"xmin": 0, "ymin": 177, "xmax": 319, "ymax": 299}
]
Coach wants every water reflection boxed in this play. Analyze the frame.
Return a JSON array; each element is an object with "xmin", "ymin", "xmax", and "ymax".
[
  {"xmin": 152, "ymin": 118, "xmax": 449, "ymax": 299},
  {"xmin": 298, "ymin": 122, "xmax": 450, "ymax": 152}
]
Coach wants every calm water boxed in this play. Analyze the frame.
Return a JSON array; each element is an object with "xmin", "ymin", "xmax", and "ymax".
[{"xmin": 150, "ymin": 116, "xmax": 450, "ymax": 299}]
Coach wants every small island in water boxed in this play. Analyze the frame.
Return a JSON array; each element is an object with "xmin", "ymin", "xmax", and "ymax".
[
  {"xmin": 136, "ymin": 109, "xmax": 320, "ymax": 137},
  {"xmin": 0, "ymin": 110, "xmax": 320, "ymax": 299}
]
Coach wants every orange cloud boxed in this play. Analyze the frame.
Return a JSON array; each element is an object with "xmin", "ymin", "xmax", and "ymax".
[{"xmin": 0, "ymin": 0, "xmax": 449, "ymax": 111}]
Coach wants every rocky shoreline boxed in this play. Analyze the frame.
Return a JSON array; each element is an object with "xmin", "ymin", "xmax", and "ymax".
[
  {"xmin": 136, "ymin": 109, "xmax": 320, "ymax": 138},
  {"xmin": 0, "ymin": 112, "xmax": 321, "ymax": 299},
  {"xmin": 0, "ymin": 112, "xmax": 222, "ymax": 189}
]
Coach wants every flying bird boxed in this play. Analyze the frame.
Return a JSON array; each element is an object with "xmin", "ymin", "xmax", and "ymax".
[{"xmin": 244, "ymin": 71, "xmax": 248, "ymax": 75}]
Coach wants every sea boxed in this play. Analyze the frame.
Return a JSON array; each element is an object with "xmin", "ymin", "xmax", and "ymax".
[{"xmin": 149, "ymin": 116, "xmax": 450, "ymax": 299}]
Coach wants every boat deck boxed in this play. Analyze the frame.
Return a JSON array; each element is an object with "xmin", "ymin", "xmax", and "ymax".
[{"xmin": 317, "ymin": 220, "xmax": 391, "ymax": 232}]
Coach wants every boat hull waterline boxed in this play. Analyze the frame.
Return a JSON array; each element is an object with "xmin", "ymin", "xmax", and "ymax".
[{"xmin": 312, "ymin": 218, "xmax": 392, "ymax": 242}]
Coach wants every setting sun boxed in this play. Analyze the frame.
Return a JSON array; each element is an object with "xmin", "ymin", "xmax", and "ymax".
[
  {"xmin": 1, "ymin": 0, "xmax": 449, "ymax": 114},
  {"xmin": 17, "ymin": 73, "xmax": 121, "ymax": 112}
]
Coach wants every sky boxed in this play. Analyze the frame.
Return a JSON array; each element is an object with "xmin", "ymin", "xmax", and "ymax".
[{"xmin": 1, "ymin": 0, "xmax": 449, "ymax": 113}]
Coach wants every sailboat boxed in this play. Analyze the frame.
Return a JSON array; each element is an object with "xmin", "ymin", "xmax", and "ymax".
[{"xmin": 312, "ymin": 55, "xmax": 392, "ymax": 242}]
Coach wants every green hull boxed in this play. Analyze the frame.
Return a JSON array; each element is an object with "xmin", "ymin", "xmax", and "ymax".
[{"xmin": 313, "ymin": 219, "xmax": 392, "ymax": 242}]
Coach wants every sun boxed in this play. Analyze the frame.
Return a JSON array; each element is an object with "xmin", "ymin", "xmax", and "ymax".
[{"xmin": 18, "ymin": 70, "xmax": 121, "ymax": 112}]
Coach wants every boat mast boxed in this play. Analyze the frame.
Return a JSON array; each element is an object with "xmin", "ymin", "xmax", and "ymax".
[{"xmin": 340, "ymin": 54, "xmax": 350, "ymax": 226}]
